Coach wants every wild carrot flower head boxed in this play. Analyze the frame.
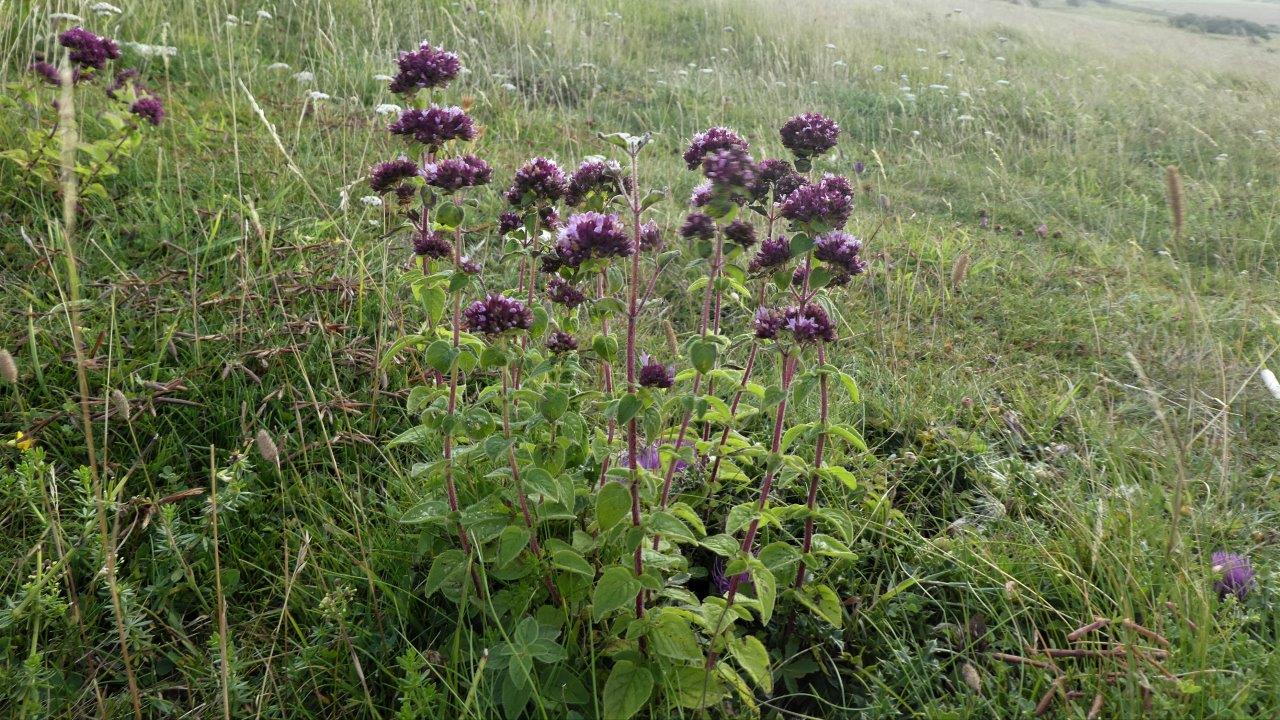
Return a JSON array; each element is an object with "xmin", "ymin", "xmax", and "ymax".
[
  {"xmin": 1212, "ymin": 551, "xmax": 1256, "ymax": 600},
  {"xmin": 748, "ymin": 235, "xmax": 792, "ymax": 273},
  {"xmin": 129, "ymin": 96, "xmax": 164, "ymax": 125},
  {"xmin": 545, "ymin": 330, "xmax": 578, "ymax": 354},
  {"xmin": 565, "ymin": 158, "xmax": 630, "ymax": 206},
  {"xmin": 724, "ymin": 219, "xmax": 758, "ymax": 248},
  {"xmin": 463, "ymin": 294, "xmax": 533, "ymax": 336},
  {"xmin": 423, "ymin": 154, "xmax": 492, "ymax": 192},
  {"xmin": 546, "ymin": 276, "xmax": 586, "ymax": 308},
  {"xmin": 554, "ymin": 212, "xmax": 633, "ymax": 267},
  {"xmin": 780, "ymin": 112, "xmax": 840, "ymax": 158},
  {"xmin": 638, "ymin": 356, "xmax": 675, "ymax": 389},
  {"xmin": 701, "ymin": 146, "xmax": 756, "ymax": 190},
  {"xmin": 388, "ymin": 105, "xmax": 475, "ymax": 149},
  {"xmin": 412, "ymin": 230, "xmax": 453, "ymax": 259},
  {"xmin": 679, "ymin": 212, "xmax": 715, "ymax": 242},
  {"xmin": 59, "ymin": 27, "xmax": 120, "ymax": 70},
  {"xmin": 783, "ymin": 303, "xmax": 836, "ymax": 343},
  {"xmin": 639, "ymin": 221, "xmax": 663, "ymax": 251},
  {"xmin": 505, "ymin": 157, "xmax": 568, "ymax": 208},
  {"xmin": 780, "ymin": 174, "xmax": 854, "ymax": 230},
  {"xmin": 29, "ymin": 61, "xmax": 63, "ymax": 86},
  {"xmin": 683, "ymin": 126, "xmax": 748, "ymax": 170},
  {"xmin": 370, "ymin": 157, "xmax": 419, "ymax": 194},
  {"xmin": 814, "ymin": 230, "xmax": 866, "ymax": 275},
  {"xmin": 388, "ymin": 41, "xmax": 461, "ymax": 94}
]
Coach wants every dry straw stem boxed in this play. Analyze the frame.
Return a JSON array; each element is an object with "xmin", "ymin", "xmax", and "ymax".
[{"xmin": 1165, "ymin": 165, "xmax": 1184, "ymax": 244}]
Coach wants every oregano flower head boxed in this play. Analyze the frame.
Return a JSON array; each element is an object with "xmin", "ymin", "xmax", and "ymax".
[
  {"xmin": 813, "ymin": 230, "xmax": 867, "ymax": 276},
  {"xmin": 505, "ymin": 157, "xmax": 568, "ymax": 208},
  {"xmin": 423, "ymin": 155, "xmax": 492, "ymax": 192},
  {"xmin": 565, "ymin": 158, "xmax": 631, "ymax": 206},
  {"xmin": 780, "ymin": 112, "xmax": 840, "ymax": 159},
  {"xmin": 683, "ymin": 126, "xmax": 748, "ymax": 170},
  {"xmin": 554, "ymin": 212, "xmax": 633, "ymax": 267},
  {"xmin": 748, "ymin": 235, "xmax": 791, "ymax": 273},
  {"xmin": 638, "ymin": 356, "xmax": 675, "ymax": 389},
  {"xmin": 59, "ymin": 27, "xmax": 120, "ymax": 70},
  {"xmin": 370, "ymin": 157, "xmax": 420, "ymax": 194},
  {"xmin": 679, "ymin": 212, "xmax": 715, "ymax": 242},
  {"xmin": 389, "ymin": 106, "xmax": 476, "ymax": 149},
  {"xmin": 463, "ymin": 294, "xmax": 533, "ymax": 336},
  {"xmin": 389, "ymin": 41, "xmax": 461, "ymax": 95}
]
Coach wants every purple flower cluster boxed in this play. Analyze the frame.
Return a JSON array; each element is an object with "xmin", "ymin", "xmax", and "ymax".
[
  {"xmin": 565, "ymin": 158, "xmax": 630, "ymax": 206},
  {"xmin": 388, "ymin": 42, "xmax": 461, "ymax": 95},
  {"xmin": 463, "ymin": 294, "xmax": 533, "ymax": 336},
  {"xmin": 724, "ymin": 219, "xmax": 757, "ymax": 248},
  {"xmin": 546, "ymin": 277, "xmax": 586, "ymax": 308},
  {"xmin": 59, "ymin": 27, "xmax": 120, "ymax": 70},
  {"xmin": 748, "ymin": 235, "xmax": 792, "ymax": 273},
  {"xmin": 505, "ymin": 157, "xmax": 568, "ymax": 208},
  {"xmin": 546, "ymin": 330, "xmax": 578, "ymax": 354},
  {"xmin": 683, "ymin": 126, "xmax": 748, "ymax": 170},
  {"xmin": 1212, "ymin": 551, "xmax": 1256, "ymax": 600},
  {"xmin": 701, "ymin": 147, "xmax": 755, "ymax": 189},
  {"xmin": 753, "ymin": 308, "xmax": 785, "ymax": 340},
  {"xmin": 539, "ymin": 206, "xmax": 562, "ymax": 231},
  {"xmin": 389, "ymin": 106, "xmax": 476, "ymax": 148},
  {"xmin": 423, "ymin": 155, "xmax": 492, "ymax": 192},
  {"xmin": 689, "ymin": 182, "xmax": 714, "ymax": 208},
  {"xmin": 638, "ymin": 356, "xmax": 675, "ymax": 389},
  {"xmin": 639, "ymin": 221, "xmax": 663, "ymax": 251},
  {"xmin": 29, "ymin": 61, "xmax": 62, "ymax": 86},
  {"xmin": 783, "ymin": 303, "xmax": 836, "ymax": 343},
  {"xmin": 129, "ymin": 96, "xmax": 165, "ymax": 125},
  {"xmin": 105, "ymin": 68, "xmax": 141, "ymax": 99},
  {"xmin": 679, "ymin": 212, "xmax": 715, "ymax": 241},
  {"xmin": 497, "ymin": 211, "xmax": 521, "ymax": 235},
  {"xmin": 458, "ymin": 256, "xmax": 482, "ymax": 274},
  {"xmin": 750, "ymin": 158, "xmax": 805, "ymax": 202},
  {"xmin": 780, "ymin": 174, "xmax": 854, "ymax": 230},
  {"xmin": 554, "ymin": 212, "xmax": 633, "ymax": 267},
  {"xmin": 370, "ymin": 157, "xmax": 420, "ymax": 194},
  {"xmin": 412, "ymin": 230, "xmax": 453, "ymax": 259},
  {"xmin": 813, "ymin": 231, "xmax": 867, "ymax": 276},
  {"xmin": 780, "ymin": 112, "xmax": 840, "ymax": 158}
]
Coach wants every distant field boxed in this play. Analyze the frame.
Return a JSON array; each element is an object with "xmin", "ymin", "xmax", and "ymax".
[{"xmin": 1122, "ymin": 0, "xmax": 1280, "ymax": 26}]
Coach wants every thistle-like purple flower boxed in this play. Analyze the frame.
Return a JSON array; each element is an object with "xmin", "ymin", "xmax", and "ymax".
[
  {"xmin": 679, "ymin": 212, "xmax": 716, "ymax": 242},
  {"xmin": 780, "ymin": 174, "xmax": 854, "ymax": 230},
  {"xmin": 463, "ymin": 294, "xmax": 533, "ymax": 336},
  {"xmin": 505, "ymin": 157, "xmax": 568, "ymax": 208},
  {"xmin": 129, "ymin": 96, "xmax": 164, "ymax": 125},
  {"xmin": 783, "ymin": 303, "xmax": 836, "ymax": 343},
  {"xmin": 546, "ymin": 277, "xmax": 586, "ymax": 308},
  {"xmin": 1212, "ymin": 551, "xmax": 1256, "ymax": 600},
  {"xmin": 370, "ymin": 157, "xmax": 420, "ymax": 194},
  {"xmin": 388, "ymin": 42, "xmax": 461, "ymax": 95},
  {"xmin": 701, "ymin": 146, "xmax": 756, "ymax": 189},
  {"xmin": 780, "ymin": 112, "xmax": 840, "ymax": 159},
  {"xmin": 59, "ymin": 27, "xmax": 120, "ymax": 70},
  {"xmin": 724, "ymin": 219, "xmax": 757, "ymax": 248},
  {"xmin": 422, "ymin": 154, "xmax": 492, "ymax": 192},
  {"xmin": 412, "ymin": 230, "xmax": 453, "ymax": 259},
  {"xmin": 29, "ymin": 61, "xmax": 62, "ymax": 86},
  {"xmin": 814, "ymin": 231, "xmax": 867, "ymax": 276},
  {"xmin": 554, "ymin": 212, "xmax": 633, "ymax": 267},
  {"xmin": 565, "ymin": 158, "xmax": 630, "ymax": 206},
  {"xmin": 639, "ymin": 221, "xmax": 663, "ymax": 252},
  {"xmin": 753, "ymin": 307, "xmax": 785, "ymax": 340},
  {"xmin": 497, "ymin": 211, "xmax": 521, "ymax": 235},
  {"xmin": 389, "ymin": 106, "xmax": 476, "ymax": 148},
  {"xmin": 638, "ymin": 356, "xmax": 675, "ymax": 389},
  {"xmin": 748, "ymin": 235, "xmax": 792, "ymax": 273},
  {"xmin": 683, "ymin": 126, "xmax": 748, "ymax": 170},
  {"xmin": 546, "ymin": 330, "xmax": 578, "ymax": 354}
]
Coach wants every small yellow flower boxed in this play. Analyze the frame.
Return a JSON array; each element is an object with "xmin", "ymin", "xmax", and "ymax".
[{"xmin": 11, "ymin": 431, "xmax": 35, "ymax": 451}]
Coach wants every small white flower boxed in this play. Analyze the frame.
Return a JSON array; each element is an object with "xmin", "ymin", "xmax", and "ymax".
[
  {"xmin": 91, "ymin": 2, "xmax": 122, "ymax": 16},
  {"xmin": 307, "ymin": 91, "xmax": 330, "ymax": 101},
  {"xmin": 647, "ymin": 68, "xmax": 657, "ymax": 73},
  {"xmin": 1155, "ymin": 249, "xmax": 1171, "ymax": 256},
  {"xmin": 720, "ymin": 47, "xmax": 730, "ymax": 54},
  {"xmin": 656, "ymin": 80, "xmax": 667, "ymax": 86},
  {"xmin": 374, "ymin": 103, "xmax": 401, "ymax": 116},
  {"xmin": 873, "ymin": 65, "xmax": 885, "ymax": 73},
  {"xmin": 824, "ymin": 43, "xmax": 837, "ymax": 50},
  {"xmin": 833, "ymin": 60, "xmax": 847, "ymax": 67},
  {"xmin": 937, "ymin": 50, "xmax": 950, "ymax": 58},
  {"xmin": 267, "ymin": 62, "xmax": 290, "ymax": 71},
  {"xmin": 1261, "ymin": 368, "xmax": 1280, "ymax": 400},
  {"xmin": 699, "ymin": 67, "xmax": 713, "ymax": 74},
  {"xmin": 929, "ymin": 84, "xmax": 949, "ymax": 91},
  {"xmin": 373, "ymin": 73, "xmax": 393, "ymax": 82},
  {"xmin": 957, "ymin": 114, "xmax": 975, "ymax": 121},
  {"xmin": 226, "ymin": 14, "xmax": 239, "ymax": 26},
  {"xmin": 996, "ymin": 79, "xmax": 1010, "ymax": 85},
  {"xmin": 996, "ymin": 56, "xmax": 1006, "ymax": 63},
  {"xmin": 360, "ymin": 195, "xmax": 383, "ymax": 208},
  {"xmin": 1214, "ymin": 153, "xmax": 1228, "ymax": 163},
  {"xmin": 502, "ymin": 82, "xmax": 517, "ymax": 91},
  {"xmin": 774, "ymin": 81, "xmax": 786, "ymax": 87},
  {"xmin": 912, "ymin": 130, "xmax": 921, "ymax": 137},
  {"xmin": 677, "ymin": 69, "xmax": 689, "ymax": 76},
  {"xmin": 49, "ymin": 12, "xmax": 83, "ymax": 21},
  {"xmin": 916, "ymin": 47, "xmax": 927, "ymax": 53},
  {"xmin": 293, "ymin": 70, "xmax": 315, "ymax": 83},
  {"xmin": 997, "ymin": 36, "xmax": 1008, "ymax": 43},
  {"xmin": 127, "ymin": 43, "xmax": 179, "ymax": 58},
  {"xmin": 958, "ymin": 91, "xmax": 971, "ymax": 99},
  {"xmin": 257, "ymin": 9, "xmax": 273, "ymax": 20},
  {"xmin": 904, "ymin": 93, "xmax": 916, "ymax": 101},
  {"xmin": 722, "ymin": 26, "xmax": 734, "ymax": 32}
]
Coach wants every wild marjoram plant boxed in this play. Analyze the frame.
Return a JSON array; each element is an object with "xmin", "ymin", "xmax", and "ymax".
[
  {"xmin": 377, "ymin": 40, "xmax": 868, "ymax": 718},
  {"xmin": 2, "ymin": 26, "xmax": 165, "ymax": 202}
]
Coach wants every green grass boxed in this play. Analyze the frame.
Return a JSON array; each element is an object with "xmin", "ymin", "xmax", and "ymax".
[{"xmin": 1, "ymin": 0, "xmax": 1278, "ymax": 717}]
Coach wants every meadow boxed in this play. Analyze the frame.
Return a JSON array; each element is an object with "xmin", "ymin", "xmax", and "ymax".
[{"xmin": 1, "ymin": 0, "xmax": 1278, "ymax": 717}]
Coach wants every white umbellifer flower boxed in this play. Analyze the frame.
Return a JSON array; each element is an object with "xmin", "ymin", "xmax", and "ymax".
[
  {"xmin": 459, "ymin": 67, "xmax": 471, "ymax": 75},
  {"xmin": 226, "ymin": 14, "xmax": 239, "ymax": 26},
  {"xmin": 996, "ymin": 56, "xmax": 1006, "ymax": 63},
  {"xmin": 699, "ymin": 67, "xmax": 713, "ymax": 74},
  {"xmin": 1261, "ymin": 368, "xmax": 1280, "ymax": 400},
  {"xmin": 646, "ymin": 68, "xmax": 657, "ymax": 73},
  {"xmin": 307, "ymin": 91, "xmax": 330, "ymax": 101},
  {"xmin": 873, "ymin": 65, "xmax": 885, "ymax": 72},
  {"xmin": 373, "ymin": 73, "xmax": 393, "ymax": 81},
  {"xmin": 912, "ymin": 130, "xmax": 921, "ymax": 137},
  {"xmin": 997, "ymin": 36, "xmax": 1008, "ymax": 43},
  {"xmin": 996, "ymin": 79, "xmax": 1010, "ymax": 85},
  {"xmin": 900, "ymin": 86, "xmax": 912, "ymax": 92},
  {"xmin": 723, "ymin": 26, "xmax": 734, "ymax": 32},
  {"xmin": 904, "ymin": 93, "xmax": 916, "ymax": 101},
  {"xmin": 267, "ymin": 62, "xmax": 290, "ymax": 71},
  {"xmin": 916, "ymin": 47, "xmax": 926, "ymax": 53},
  {"xmin": 656, "ymin": 80, "xmax": 667, "ymax": 85},
  {"xmin": 1155, "ymin": 249, "xmax": 1171, "ymax": 256},
  {"xmin": 824, "ymin": 43, "xmax": 836, "ymax": 50},
  {"xmin": 958, "ymin": 114, "xmax": 975, "ymax": 121},
  {"xmin": 49, "ymin": 12, "xmax": 83, "ymax": 21},
  {"xmin": 502, "ymin": 83, "xmax": 517, "ymax": 91},
  {"xmin": 91, "ymin": 2, "xmax": 122, "ymax": 16},
  {"xmin": 360, "ymin": 195, "xmax": 383, "ymax": 207},
  {"xmin": 293, "ymin": 70, "xmax": 315, "ymax": 83},
  {"xmin": 833, "ymin": 60, "xmax": 847, "ymax": 67},
  {"xmin": 929, "ymin": 84, "xmax": 948, "ymax": 90},
  {"xmin": 127, "ymin": 42, "xmax": 178, "ymax": 57},
  {"xmin": 958, "ymin": 91, "xmax": 971, "ymax": 99},
  {"xmin": 257, "ymin": 9, "xmax": 272, "ymax": 19},
  {"xmin": 677, "ymin": 69, "xmax": 689, "ymax": 76},
  {"xmin": 775, "ymin": 81, "xmax": 786, "ymax": 86},
  {"xmin": 374, "ymin": 103, "xmax": 401, "ymax": 116}
]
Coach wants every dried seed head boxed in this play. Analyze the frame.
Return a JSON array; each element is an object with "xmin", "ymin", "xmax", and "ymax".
[
  {"xmin": 663, "ymin": 321, "xmax": 679, "ymax": 356},
  {"xmin": 1165, "ymin": 165, "xmax": 1184, "ymax": 243},
  {"xmin": 110, "ymin": 389, "xmax": 131, "ymax": 421},
  {"xmin": 950, "ymin": 253, "xmax": 971, "ymax": 287},
  {"xmin": 960, "ymin": 662, "xmax": 982, "ymax": 693},
  {"xmin": 256, "ymin": 429, "xmax": 280, "ymax": 466},
  {"xmin": 0, "ymin": 349, "xmax": 16, "ymax": 384}
]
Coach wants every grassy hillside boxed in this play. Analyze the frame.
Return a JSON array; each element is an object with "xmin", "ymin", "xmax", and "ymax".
[{"xmin": 1, "ymin": 0, "xmax": 1277, "ymax": 717}]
